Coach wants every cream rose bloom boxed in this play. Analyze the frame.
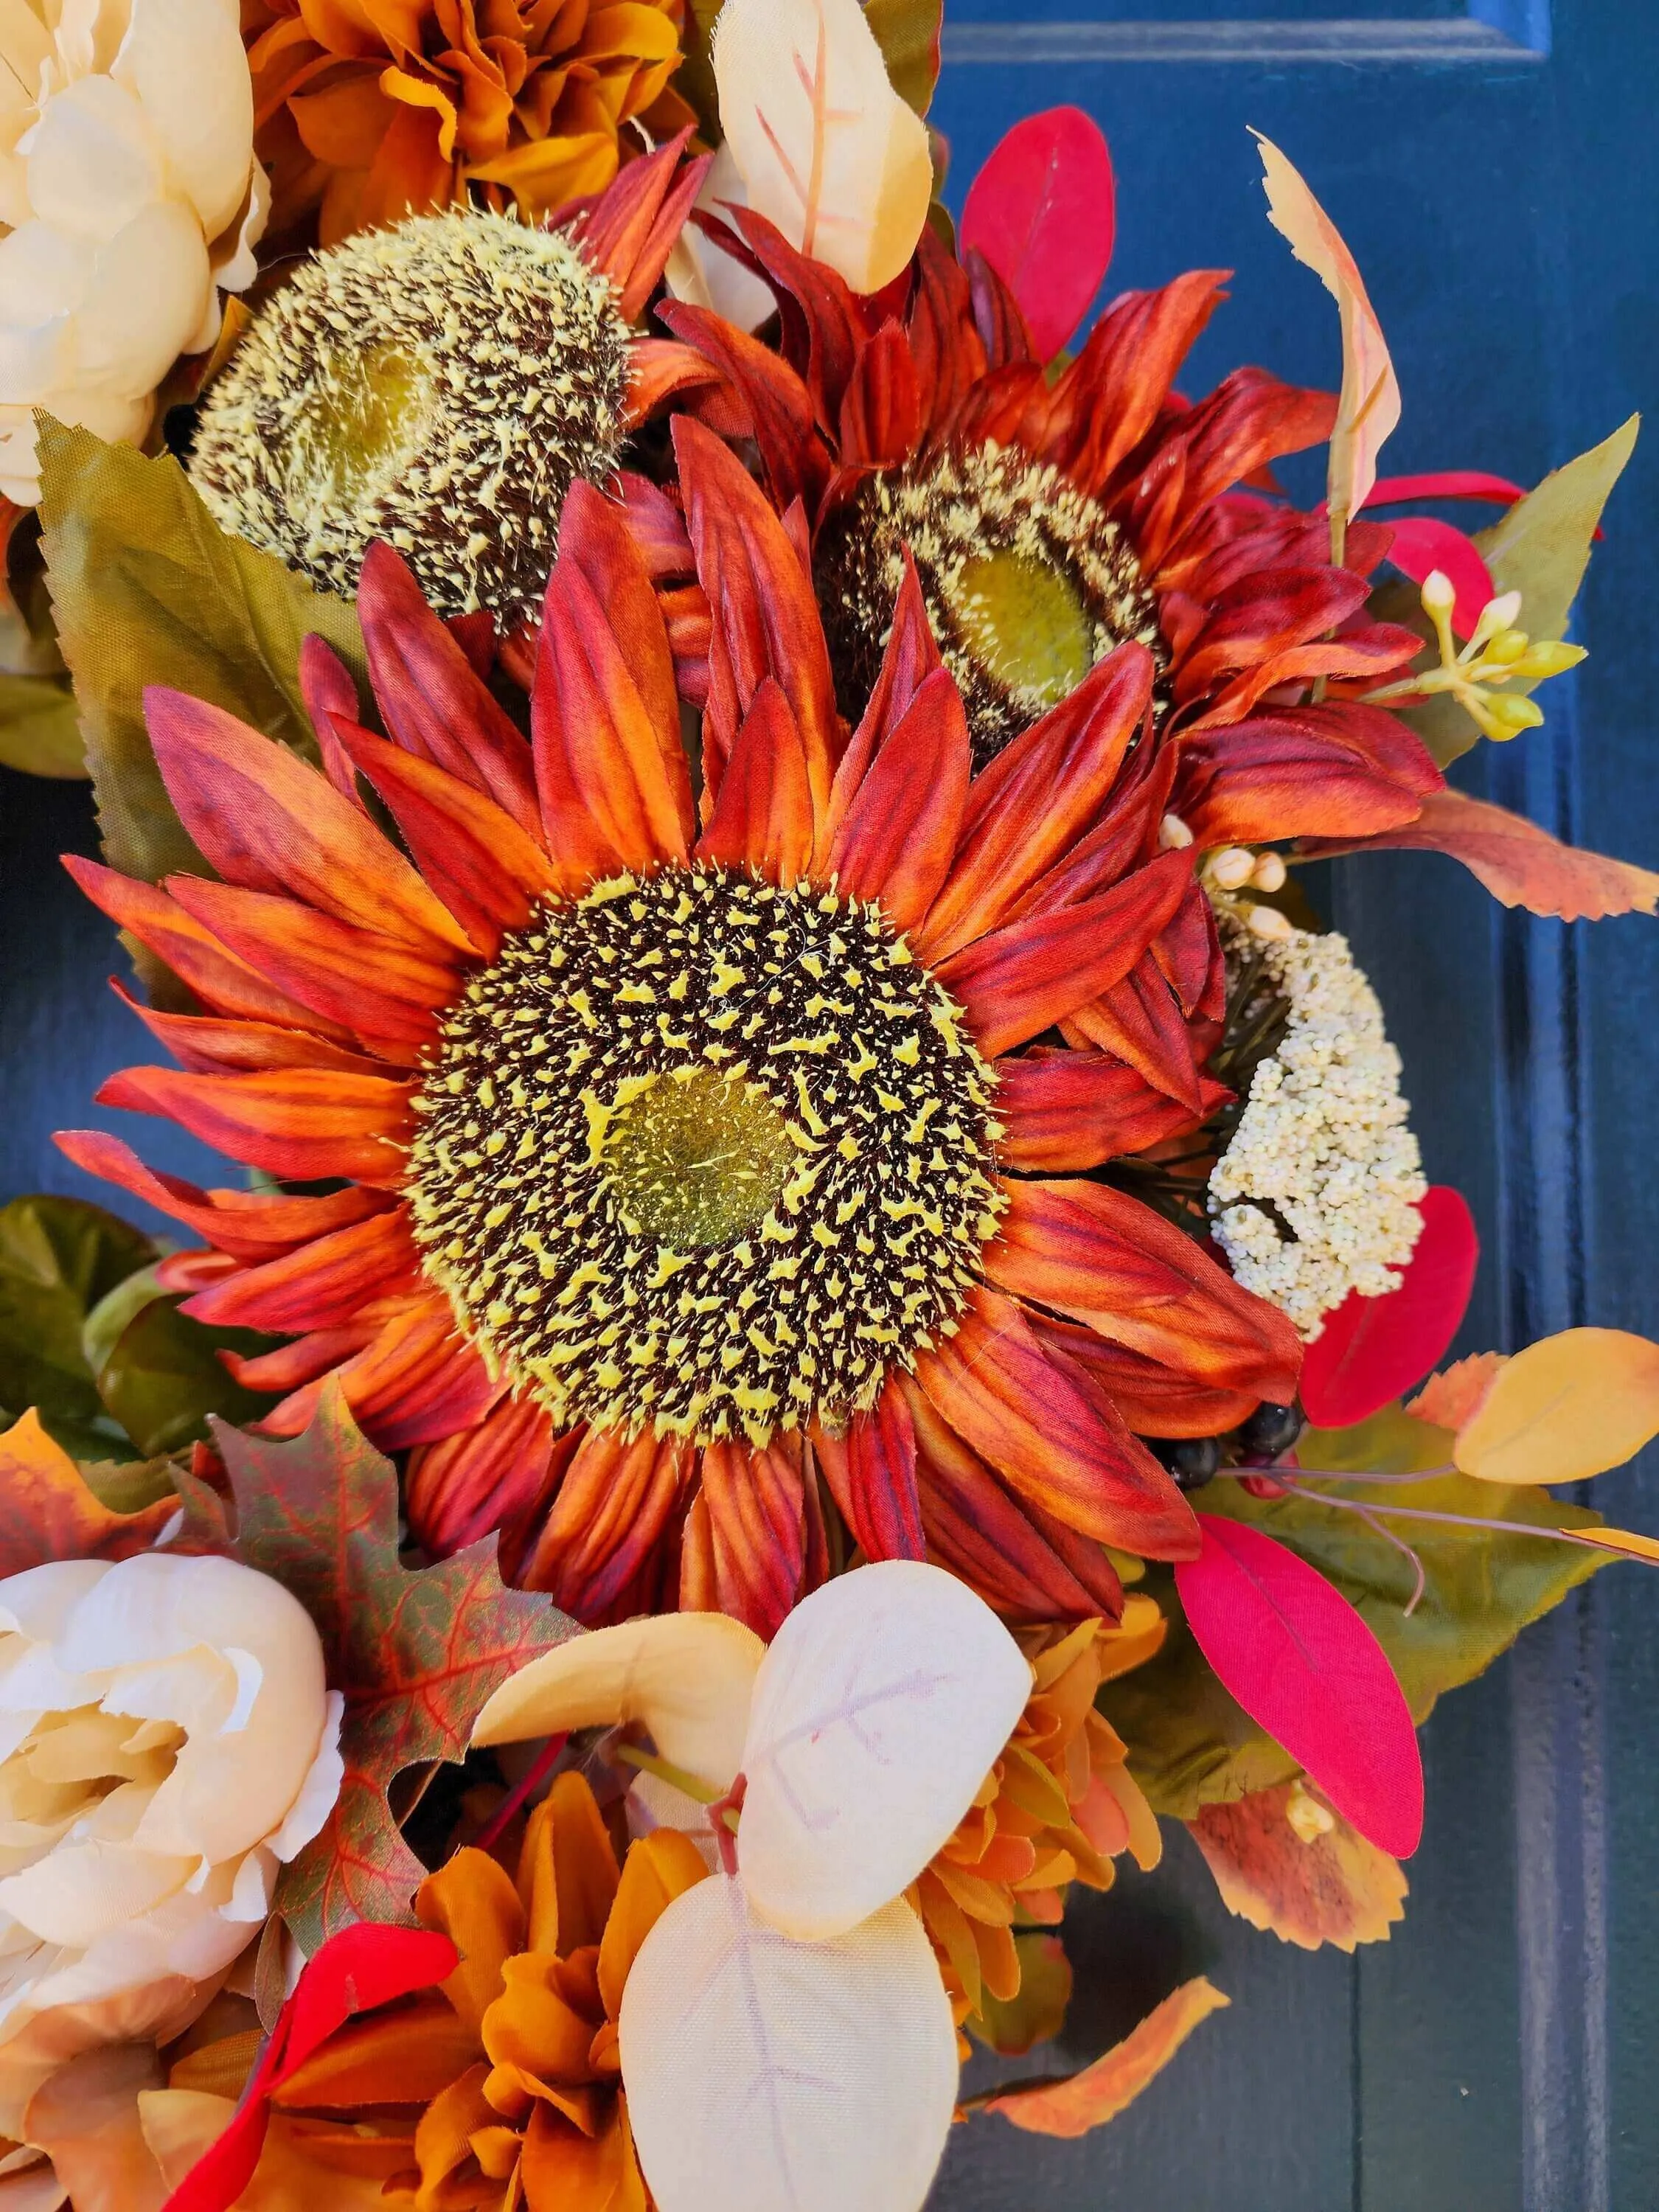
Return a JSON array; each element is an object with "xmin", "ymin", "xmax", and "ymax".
[
  {"xmin": 0, "ymin": 1551, "xmax": 344, "ymax": 2138},
  {"xmin": 0, "ymin": 0, "xmax": 268, "ymax": 503}
]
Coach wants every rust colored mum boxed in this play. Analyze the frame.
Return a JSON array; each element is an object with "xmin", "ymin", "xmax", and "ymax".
[
  {"xmin": 646, "ymin": 215, "xmax": 1444, "ymax": 1103},
  {"xmin": 173, "ymin": 1772, "xmax": 703, "ymax": 2208},
  {"xmin": 918, "ymin": 1601, "xmax": 1166, "ymax": 2020},
  {"xmin": 243, "ymin": 0, "xmax": 694, "ymax": 246},
  {"xmin": 60, "ymin": 415, "xmax": 1300, "ymax": 1638}
]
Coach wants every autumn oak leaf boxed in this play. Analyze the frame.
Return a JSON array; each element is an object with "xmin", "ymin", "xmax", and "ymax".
[
  {"xmin": 0, "ymin": 1408, "xmax": 177, "ymax": 1573},
  {"xmin": 204, "ymin": 1382, "xmax": 577, "ymax": 1952},
  {"xmin": 1187, "ymin": 1782, "xmax": 1407, "ymax": 1952}
]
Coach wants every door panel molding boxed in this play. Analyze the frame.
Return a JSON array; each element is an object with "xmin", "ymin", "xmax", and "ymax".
[{"xmin": 942, "ymin": 18, "xmax": 1548, "ymax": 63}]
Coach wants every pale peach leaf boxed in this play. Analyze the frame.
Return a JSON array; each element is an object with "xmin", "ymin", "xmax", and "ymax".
[{"xmin": 1408, "ymin": 1351, "xmax": 1510, "ymax": 1433}]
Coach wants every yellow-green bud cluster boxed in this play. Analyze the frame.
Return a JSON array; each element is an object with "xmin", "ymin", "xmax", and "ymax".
[
  {"xmin": 408, "ymin": 867, "xmax": 1006, "ymax": 1444},
  {"xmin": 189, "ymin": 207, "xmax": 632, "ymax": 625},
  {"xmin": 815, "ymin": 442, "xmax": 1164, "ymax": 769}
]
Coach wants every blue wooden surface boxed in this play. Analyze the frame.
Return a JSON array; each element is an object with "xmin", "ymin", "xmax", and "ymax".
[{"xmin": 0, "ymin": 2, "xmax": 1654, "ymax": 2205}]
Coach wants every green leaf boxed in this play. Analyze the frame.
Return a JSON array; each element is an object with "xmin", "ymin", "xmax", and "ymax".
[
  {"xmin": 36, "ymin": 416, "xmax": 368, "ymax": 888},
  {"xmin": 0, "ymin": 672, "xmax": 84, "ymax": 777},
  {"xmin": 1381, "ymin": 417, "xmax": 1639, "ymax": 767},
  {"xmin": 97, "ymin": 1293, "xmax": 277, "ymax": 1458},
  {"xmin": 1096, "ymin": 1567, "xmax": 1298, "ymax": 1820},
  {"xmin": 204, "ymin": 1384, "xmax": 577, "ymax": 1949},
  {"xmin": 1199, "ymin": 1466, "xmax": 1606, "ymax": 1727},
  {"xmin": 0, "ymin": 1194, "xmax": 157, "ymax": 1445},
  {"xmin": 866, "ymin": 0, "xmax": 944, "ymax": 115},
  {"xmin": 969, "ymin": 1933, "xmax": 1074, "ymax": 2056}
]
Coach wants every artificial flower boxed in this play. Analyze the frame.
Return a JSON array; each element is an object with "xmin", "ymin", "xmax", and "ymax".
[
  {"xmin": 472, "ymin": 1560, "xmax": 1031, "ymax": 2212},
  {"xmin": 0, "ymin": 1551, "xmax": 344, "ymax": 2141},
  {"xmin": 189, "ymin": 139, "xmax": 714, "ymax": 622},
  {"xmin": 60, "ymin": 416, "xmax": 1302, "ymax": 1635},
  {"xmin": 0, "ymin": 0, "xmax": 267, "ymax": 504},
  {"xmin": 242, "ymin": 0, "xmax": 693, "ymax": 247}
]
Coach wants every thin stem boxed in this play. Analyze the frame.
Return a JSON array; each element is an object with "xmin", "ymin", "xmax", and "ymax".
[
  {"xmin": 1345, "ymin": 1498, "xmax": 1428, "ymax": 1615},
  {"xmin": 612, "ymin": 1742, "xmax": 724, "ymax": 1805},
  {"xmin": 1265, "ymin": 1475, "xmax": 1633, "ymax": 1560},
  {"xmin": 473, "ymin": 1731, "xmax": 569, "ymax": 1853},
  {"xmin": 1217, "ymin": 1464, "xmax": 1460, "ymax": 1486}
]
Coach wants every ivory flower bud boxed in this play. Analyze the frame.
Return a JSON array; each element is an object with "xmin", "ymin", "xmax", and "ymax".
[
  {"xmin": 0, "ymin": 1551, "xmax": 344, "ymax": 2137},
  {"xmin": 0, "ymin": 0, "xmax": 268, "ymax": 503}
]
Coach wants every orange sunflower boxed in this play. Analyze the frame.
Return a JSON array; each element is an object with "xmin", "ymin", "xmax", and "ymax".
[
  {"xmin": 59, "ymin": 417, "xmax": 1299, "ymax": 1637},
  {"xmin": 243, "ymin": 0, "xmax": 695, "ymax": 247},
  {"xmin": 647, "ymin": 213, "xmax": 1444, "ymax": 1103}
]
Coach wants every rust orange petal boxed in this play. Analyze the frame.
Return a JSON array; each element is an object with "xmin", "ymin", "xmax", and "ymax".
[
  {"xmin": 64, "ymin": 857, "xmax": 358, "ymax": 1040},
  {"xmin": 916, "ymin": 644, "xmax": 1153, "ymax": 964},
  {"xmin": 52, "ymin": 1127, "xmax": 391, "ymax": 1259},
  {"xmin": 698, "ymin": 1436, "xmax": 808, "ymax": 1640},
  {"xmin": 824, "ymin": 553, "xmax": 942, "ymax": 849},
  {"xmin": 1174, "ymin": 701, "xmax": 1442, "ymax": 845},
  {"xmin": 673, "ymin": 414, "xmax": 841, "ymax": 830},
  {"xmin": 580, "ymin": 132, "xmax": 708, "ymax": 319},
  {"xmin": 658, "ymin": 302, "xmax": 832, "ymax": 521},
  {"xmin": 1045, "ymin": 269, "xmax": 1228, "ymax": 493},
  {"xmin": 299, "ymin": 633, "xmax": 369, "ymax": 810},
  {"xmin": 96, "ymin": 1064, "xmax": 414, "ymax": 1186},
  {"xmin": 180, "ymin": 1206, "xmax": 420, "ymax": 1333},
  {"xmin": 406, "ymin": 1397, "xmax": 567, "ymax": 1564},
  {"xmin": 356, "ymin": 542, "xmax": 543, "ymax": 834},
  {"xmin": 1062, "ymin": 954, "xmax": 1206, "ymax": 1111},
  {"xmin": 110, "ymin": 981, "xmax": 389, "ymax": 1079},
  {"xmin": 838, "ymin": 319, "xmax": 922, "ymax": 474},
  {"xmin": 990, "ymin": 1179, "xmax": 1304, "ymax": 1400},
  {"xmin": 261, "ymin": 1293, "xmax": 501, "ymax": 1450},
  {"xmin": 223, "ymin": 1324, "xmax": 377, "ymax": 1397},
  {"xmin": 163, "ymin": 876, "xmax": 460, "ymax": 1054},
  {"xmin": 1029, "ymin": 1317, "xmax": 1265, "ymax": 1442},
  {"xmin": 995, "ymin": 1049, "xmax": 1229, "ymax": 1174},
  {"xmin": 937, "ymin": 848, "xmax": 1194, "ymax": 1060},
  {"xmin": 695, "ymin": 678, "xmax": 816, "ymax": 884},
  {"xmin": 336, "ymin": 719, "xmax": 560, "ymax": 957},
  {"xmin": 912, "ymin": 1286, "xmax": 1197, "ymax": 1559},
  {"xmin": 827, "ymin": 668, "xmax": 970, "ymax": 936},
  {"xmin": 813, "ymin": 1378, "xmax": 925, "ymax": 1564},
  {"xmin": 143, "ymin": 686, "xmax": 473, "ymax": 955},
  {"xmin": 727, "ymin": 205, "xmax": 873, "ymax": 428},
  {"xmin": 515, "ymin": 1426, "xmax": 686, "ymax": 1624}
]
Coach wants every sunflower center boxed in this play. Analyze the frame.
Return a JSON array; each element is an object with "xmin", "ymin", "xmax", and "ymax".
[
  {"xmin": 815, "ymin": 442, "xmax": 1165, "ymax": 770},
  {"xmin": 947, "ymin": 550, "xmax": 1095, "ymax": 712},
  {"xmin": 408, "ymin": 869, "xmax": 1005, "ymax": 1444}
]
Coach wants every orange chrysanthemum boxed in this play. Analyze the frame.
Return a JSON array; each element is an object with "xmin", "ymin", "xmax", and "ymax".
[
  {"xmin": 918, "ymin": 1601, "xmax": 1166, "ymax": 2023},
  {"xmin": 243, "ymin": 0, "xmax": 694, "ymax": 246},
  {"xmin": 173, "ymin": 1773, "xmax": 704, "ymax": 2208},
  {"xmin": 60, "ymin": 414, "xmax": 1301, "ymax": 1637}
]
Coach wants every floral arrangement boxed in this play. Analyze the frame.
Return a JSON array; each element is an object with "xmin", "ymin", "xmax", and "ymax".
[{"xmin": 1, "ymin": 1, "xmax": 1657, "ymax": 2205}]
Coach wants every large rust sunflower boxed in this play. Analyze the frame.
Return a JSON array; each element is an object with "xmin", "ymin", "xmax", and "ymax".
[{"xmin": 59, "ymin": 420, "xmax": 1298, "ymax": 1638}]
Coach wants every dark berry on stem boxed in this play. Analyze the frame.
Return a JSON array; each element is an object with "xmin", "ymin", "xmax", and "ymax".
[{"xmin": 1241, "ymin": 1400, "xmax": 1304, "ymax": 1458}]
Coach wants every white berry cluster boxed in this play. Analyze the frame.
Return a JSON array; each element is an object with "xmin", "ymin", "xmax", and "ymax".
[{"xmin": 1208, "ymin": 914, "xmax": 1426, "ymax": 1338}]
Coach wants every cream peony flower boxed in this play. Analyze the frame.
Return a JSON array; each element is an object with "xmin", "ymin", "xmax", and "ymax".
[
  {"xmin": 0, "ymin": 1551, "xmax": 343, "ymax": 2138},
  {"xmin": 0, "ymin": 0, "xmax": 268, "ymax": 503}
]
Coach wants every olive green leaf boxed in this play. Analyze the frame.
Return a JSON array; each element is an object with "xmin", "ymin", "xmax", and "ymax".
[
  {"xmin": 97, "ymin": 1293, "xmax": 276, "ymax": 1459},
  {"xmin": 0, "ymin": 1194, "xmax": 158, "ymax": 1455},
  {"xmin": 676, "ymin": 0, "xmax": 725, "ymax": 139},
  {"xmin": 36, "ymin": 415, "xmax": 367, "ymax": 887},
  {"xmin": 866, "ymin": 0, "xmax": 945, "ymax": 115},
  {"xmin": 1382, "ymin": 416, "xmax": 1639, "ymax": 767},
  {"xmin": 969, "ymin": 1933, "xmax": 1074, "ymax": 2056},
  {"xmin": 0, "ymin": 673, "xmax": 83, "ymax": 777}
]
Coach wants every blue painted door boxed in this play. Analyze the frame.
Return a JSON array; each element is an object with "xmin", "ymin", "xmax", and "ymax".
[
  {"xmin": 922, "ymin": 4, "xmax": 1659, "ymax": 2208},
  {"xmin": 1, "ymin": 4, "xmax": 1654, "ymax": 2209}
]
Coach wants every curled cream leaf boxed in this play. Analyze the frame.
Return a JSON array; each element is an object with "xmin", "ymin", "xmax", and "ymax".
[
  {"xmin": 737, "ymin": 1560, "xmax": 1033, "ymax": 1941},
  {"xmin": 0, "ymin": 1551, "xmax": 342, "ymax": 2137},
  {"xmin": 470, "ymin": 1610, "xmax": 764, "ymax": 1792},
  {"xmin": 712, "ymin": 0, "xmax": 933, "ymax": 295},
  {"xmin": 1453, "ymin": 1326, "xmax": 1659, "ymax": 1484},
  {"xmin": 1256, "ymin": 133, "xmax": 1399, "ymax": 529},
  {"xmin": 619, "ymin": 1874, "xmax": 959, "ymax": 2212}
]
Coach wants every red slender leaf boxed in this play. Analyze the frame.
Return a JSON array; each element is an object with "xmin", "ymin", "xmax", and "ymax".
[
  {"xmin": 960, "ymin": 107, "xmax": 1116, "ymax": 361},
  {"xmin": 1300, "ymin": 1187, "xmax": 1479, "ymax": 1430}
]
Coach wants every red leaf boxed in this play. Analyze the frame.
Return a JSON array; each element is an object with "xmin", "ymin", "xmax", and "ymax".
[
  {"xmin": 161, "ymin": 1921, "xmax": 457, "ymax": 2212},
  {"xmin": 1382, "ymin": 517, "xmax": 1495, "ymax": 639},
  {"xmin": 960, "ymin": 107, "xmax": 1116, "ymax": 361},
  {"xmin": 1363, "ymin": 470, "xmax": 1527, "ymax": 510},
  {"xmin": 206, "ymin": 1381, "xmax": 575, "ymax": 1950},
  {"xmin": 1300, "ymin": 1187, "xmax": 1479, "ymax": 1429},
  {"xmin": 1177, "ymin": 1517, "xmax": 1424, "ymax": 1857}
]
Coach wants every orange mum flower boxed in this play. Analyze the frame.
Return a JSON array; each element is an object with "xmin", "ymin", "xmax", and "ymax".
[
  {"xmin": 243, "ymin": 0, "xmax": 694, "ymax": 246},
  {"xmin": 60, "ymin": 417, "xmax": 1300, "ymax": 1636},
  {"xmin": 919, "ymin": 1602, "xmax": 1165, "ymax": 2020}
]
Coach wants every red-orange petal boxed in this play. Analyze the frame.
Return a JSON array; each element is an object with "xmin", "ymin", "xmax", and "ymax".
[
  {"xmin": 698, "ymin": 1436, "xmax": 807, "ymax": 1638},
  {"xmin": 1029, "ymin": 1316, "xmax": 1265, "ymax": 1443},
  {"xmin": 96, "ymin": 1064, "xmax": 414, "ymax": 1187},
  {"xmin": 259, "ymin": 1291, "xmax": 500, "ymax": 1451},
  {"xmin": 995, "ymin": 1048, "xmax": 1230, "ymax": 1173},
  {"xmin": 694, "ymin": 678, "xmax": 815, "ymax": 883},
  {"xmin": 1062, "ymin": 960, "xmax": 1205, "ymax": 1111},
  {"xmin": 938, "ymin": 847, "xmax": 1194, "ymax": 1059},
  {"xmin": 821, "ymin": 552, "xmax": 942, "ymax": 855},
  {"xmin": 658, "ymin": 300, "xmax": 832, "ymax": 520},
  {"xmin": 52, "ymin": 1128, "xmax": 391, "ymax": 1259},
  {"xmin": 827, "ymin": 668, "xmax": 970, "ymax": 935},
  {"xmin": 912, "ymin": 1285, "xmax": 1197, "ymax": 1559},
  {"xmin": 580, "ymin": 133, "xmax": 709, "ymax": 321},
  {"xmin": 143, "ymin": 686, "xmax": 473, "ymax": 953},
  {"xmin": 812, "ymin": 1377, "xmax": 925, "ymax": 1562},
  {"xmin": 986, "ymin": 1178, "xmax": 1304, "ymax": 1400},
  {"xmin": 515, "ymin": 1427, "xmax": 687, "ymax": 1624},
  {"xmin": 916, "ymin": 643, "xmax": 1152, "ymax": 962},
  {"xmin": 181, "ymin": 1206, "xmax": 419, "ymax": 1332},
  {"xmin": 111, "ymin": 981, "xmax": 387, "ymax": 1078},
  {"xmin": 407, "ymin": 1399, "xmax": 570, "ymax": 1564}
]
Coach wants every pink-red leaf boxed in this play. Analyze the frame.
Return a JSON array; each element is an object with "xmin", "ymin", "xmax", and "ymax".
[
  {"xmin": 1382, "ymin": 517, "xmax": 1495, "ymax": 639},
  {"xmin": 960, "ymin": 107, "xmax": 1116, "ymax": 361},
  {"xmin": 1363, "ymin": 470, "xmax": 1528, "ymax": 512},
  {"xmin": 1300, "ymin": 1187, "xmax": 1479, "ymax": 1429},
  {"xmin": 160, "ymin": 1921, "xmax": 458, "ymax": 2212},
  {"xmin": 1177, "ymin": 1516, "xmax": 1424, "ymax": 1857}
]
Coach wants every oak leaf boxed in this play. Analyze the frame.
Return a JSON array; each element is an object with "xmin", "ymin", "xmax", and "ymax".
[
  {"xmin": 1188, "ymin": 1782, "xmax": 1406, "ymax": 1952},
  {"xmin": 1408, "ymin": 1351, "xmax": 1508, "ymax": 1432},
  {"xmin": 0, "ymin": 1408, "xmax": 176, "ymax": 1574},
  {"xmin": 983, "ymin": 1977, "xmax": 1229, "ymax": 2137}
]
